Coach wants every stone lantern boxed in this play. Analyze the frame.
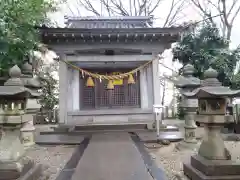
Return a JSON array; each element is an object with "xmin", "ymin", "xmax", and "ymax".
[
  {"xmin": 175, "ymin": 64, "xmax": 201, "ymax": 150},
  {"xmin": 183, "ymin": 67, "xmax": 240, "ymax": 180},
  {"xmin": 20, "ymin": 61, "xmax": 41, "ymax": 147},
  {"xmin": 0, "ymin": 65, "xmax": 46, "ymax": 179}
]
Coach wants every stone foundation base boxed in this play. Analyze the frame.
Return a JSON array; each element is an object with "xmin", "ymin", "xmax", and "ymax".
[
  {"xmin": 0, "ymin": 157, "xmax": 48, "ymax": 180},
  {"xmin": 184, "ymin": 155, "xmax": 240, "ymax": 180},
  {"xmin": 175, "ymin": 140, "xmax": 199, "ymax": 151},
  {"xmin": 146, "ymin": 123, "xmax": 154, "ymax": 130},
  {"xmin": 20, "ymin": 131, "xmax": 35, "ymax": 147},
  {"xmin": 152, "ymin": 122, "xmax": 179, "ymax": 132}
]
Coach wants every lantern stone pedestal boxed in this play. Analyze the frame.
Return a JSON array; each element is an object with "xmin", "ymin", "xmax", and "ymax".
[
  {"xmin": 176, "ymin": 112, "xmax": 199, "ymax": 150},
  {"xmin": 0, "ymin": 125, "xmax": 45, "ymax": 180},
  {"xmin": 21, "ymin": 101, "xmax": 41, "ymax": 147},
  {"xmin": 20, "ymin": 114, "xmax": 36, "ymax": 147},
  {"xmin": 0, "ymin": 113, "xmax": 47, "ymax": 180},
  {"xmin": 183, "ymin": 68, "xmax": 240, "ymax": 180},
  {"xmin": 183, "ymin": 116, "xmax": 240, "ymax": 180}
]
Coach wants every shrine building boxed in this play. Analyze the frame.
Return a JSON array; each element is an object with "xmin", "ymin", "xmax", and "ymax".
[{"xmin": 39, "ymin": 16, "xmax": 184, "ymax": 127}]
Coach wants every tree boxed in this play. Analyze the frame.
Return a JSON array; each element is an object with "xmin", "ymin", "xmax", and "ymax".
[
  {"xmin": 38, "ymin": 62, "xmax": 59, "ymax": 111},
  {"xmin": 0, "ymin": 0, "xmax": 58, "ymax": 75},
  {"xmin": 190, "ymin": 0, "xmax": 240, "ymax": 40},
  {"xmin": 68, "ymin": 0, "xmax": 187, "ymax": 27},
  {"xmin": 172, "ymin": 23, "xmax": 240, "ymax": 88}
]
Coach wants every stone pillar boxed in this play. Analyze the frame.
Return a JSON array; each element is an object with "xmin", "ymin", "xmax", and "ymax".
[
  {"xmin": 20, "ymin": 99, "xmax": 40, "ymax": 147},
  {"xmin": 59, "ymin": 54, "xmax": 68, "ymax": 124},
  {"xmin": 140, "ymin": 68, "xmax": 148, "ymax": 109},
  {"xmin": 152, "ymin": 58, "xmax": 165, "ymax": 129},
  {"xmin": 198, "ymin": 117, "xmax": 228, "ymax": 160},
  {"xmin": 176, "ymin": 105, "xmax": 198, "ymax": 150},
  {"xmin": 72, "ymin": 69, "xmax": 80, "ymax": 110},
  {"xmin": 184, "ymin": 111, "xmax": 197, "ymax": 141}
]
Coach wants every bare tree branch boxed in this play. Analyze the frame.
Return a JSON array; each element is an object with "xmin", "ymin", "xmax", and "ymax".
[
  {"xmin": 101, "ymin": 0, "xmax": 111, "ymax": 16},
  {"xmin": 230, "ymin": 4, "xmax": 240, "ymax": 25},
  {"xmin": 66, "ymin": 3, "xmax": 76, "ymax": 16},
  {"xmin": 148, "ymin": 0, "xmax": 162, "ymax": 15},
  {"xmin": 163, "ymin": 0, "xmax": 175, "ymax": 27},
  {"xmin": 190, "ymin": 0, "xmax": 240, "ymax": 40},
  {"xmin": 129, "ymin": 0, "xmax": 132, "ymax": 15},
  {"xmin": 75, "ymin": 1, "xmax": 82, "ymax": 15},
  {"xmin": 167, "ymin": 0, "xmax": 186, "ymax": 26},
  {"xmin": 133, "ymin": 0, "xmax": 138, "ymax": 15},
  {"xmin": 228, "ymin": 0, "xmax": 238, "ymax": 17},
  {"xmin": 77, "ymin": 0, "xmax": 100, "ymax": 16},
  {"xmin": 163, "ymin": 0, "xmax": 186, "ymax": 27},
  {"xmin": 68, "ymin": 0, "xmax": 186, "ymax": 27},
  {"xmin": 190, "ymin": 0, "xmax": 214, "ymax": 24},
  {"xmin": 110, "ymin": 0, "xmax": 129, "ymax": 16}
]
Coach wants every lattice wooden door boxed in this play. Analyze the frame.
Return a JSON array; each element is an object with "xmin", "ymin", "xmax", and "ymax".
[{"xmin": 80, "ymin": 71, "xmax": 140, "ymax": 109}]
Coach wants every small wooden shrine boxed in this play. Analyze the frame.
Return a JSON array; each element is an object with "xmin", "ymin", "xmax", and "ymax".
[{"xmin": 39, "ymin": 16, "xmax": 184, "ymax": 127}]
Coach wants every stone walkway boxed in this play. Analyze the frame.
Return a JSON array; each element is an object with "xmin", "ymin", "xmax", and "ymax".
[
  {"xmin": 53, "ymin": 132, "xmax": 169, "ymax": 180},
  {"xmin": 71, "ymin": 132, "xmax": 153, "ymax": 180}
]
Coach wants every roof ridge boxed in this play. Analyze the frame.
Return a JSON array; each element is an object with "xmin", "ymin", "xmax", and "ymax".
[
  {"xmin": 64, "ymin": 16, "xmax": 152, "ymax": 21},
  {"xmin": 64, "ymin": 15, "xmax": 153, "ymax": 28}
]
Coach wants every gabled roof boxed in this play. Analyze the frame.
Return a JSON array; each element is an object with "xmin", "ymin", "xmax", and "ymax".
[
  {"xmin": 64, "ymin": 16, "xmax": 153, "ymax": 29},
  {"xmin": 39, "ymin": 16, "xmax": 187, "ymax": 44},
  {"xmin": 0, "ymin": 86, "xmax": 40, "ymax": 97}
]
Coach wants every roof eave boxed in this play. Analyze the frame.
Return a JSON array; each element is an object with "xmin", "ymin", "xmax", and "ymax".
[{"xmin": 37, "ymin": 26, "xmax": 185, "ymax": 35}]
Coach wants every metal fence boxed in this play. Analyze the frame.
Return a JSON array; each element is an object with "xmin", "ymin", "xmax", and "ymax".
[
  {"xmin": 161, "ymin": 106, "xmax": 177, "ymax": 119},
  {"xmin": 33, "ymin": 109, "xmax": 59, "ymax": 124}
]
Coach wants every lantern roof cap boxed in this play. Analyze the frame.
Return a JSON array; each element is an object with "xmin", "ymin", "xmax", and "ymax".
[
  {"xmin": 22, "ymin": 62, "xmax": 32, "ymax": 75},
  {"xmin": 175, "ymin": 76, "xmax": 201, "ymax": 88},
  {"xmin": 9, "ymin": 65, "xmax": 21, "ymax": 78},
  {"xmin": 27, "ymin": 77, "xmax": 42, "ymax": 88},
  {"xmin": 0, "ymin": 65, "xmax": 41, "ymax": 97},
  {"xmin": 183, "ymin": 64, "xmax": 195, "ymax": 76},
  {"xmin": 183, "ymin": 67, "xmax": 240, "ymax": 98},
  {"xmin": 175, "ymin": 64, "xmax": 200, "ymax": 88},
  {"xmin": 204, "ymin": 67, "xmax": 218, "ymax": 79},
  {"xmin": 4, "ymin": 65, "xmax": 24, "ymax": 86},
  {"xmin": 0, "ymin": 86, "xmax": 40, "ymax": 97}
]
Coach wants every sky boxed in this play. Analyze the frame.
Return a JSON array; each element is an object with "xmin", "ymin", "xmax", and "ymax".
[{"xmin": 50, "ymin": 0, "xmax": 240, "ymax": 48}]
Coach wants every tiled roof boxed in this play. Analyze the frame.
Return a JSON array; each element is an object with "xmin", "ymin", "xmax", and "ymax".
[{"xmin": 64, "ymin": 16, "xmax": 153, "ymax": 29}]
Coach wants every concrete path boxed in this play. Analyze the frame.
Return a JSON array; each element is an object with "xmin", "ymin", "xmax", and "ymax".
[{"xmin": 71, "ymin": 132, "xmax": 153, "ymax": 180}]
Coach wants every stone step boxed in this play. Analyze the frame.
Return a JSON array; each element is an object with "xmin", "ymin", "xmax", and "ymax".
[
  {"xmin": 136, "ymin": 131, "xmax": 184, "ymax": 143},
  {"xmin": 73, "ymin": 124, "xmax": 147, "ymax": 131},
  {"xmin": 35, "ymin": 134, "xmax": 86, "ymax": 145},
  {"xmin": 149, "ymin": 125, "xmax": 179, "ymax": 132},
  {"xmin": 40, "ymin": 129, "xmax": 148, "ymax": 135}
]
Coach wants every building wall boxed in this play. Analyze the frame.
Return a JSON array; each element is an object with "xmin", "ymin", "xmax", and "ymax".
[{"xmin": 63, "ymin": 62, "xmax": 155, "ymax": 125}]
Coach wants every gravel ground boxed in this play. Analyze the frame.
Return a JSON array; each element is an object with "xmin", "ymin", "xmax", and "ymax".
[
  {"xmin": 147, "ymin": 140, "xmax": 240, "ymax": 180},
  {"xmin": 25, "ymin": 145, "xmax": 76, "ymax": 180}
]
